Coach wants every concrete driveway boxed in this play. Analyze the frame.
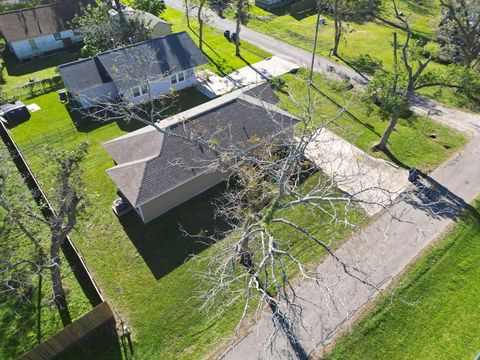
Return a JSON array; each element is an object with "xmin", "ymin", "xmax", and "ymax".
[
  {"xmin": 304, "ymin": 128, "xmax": 409, "ymax": 216},
  {"xmin": 196, "ymin": 56, "xmax": 299, "ymax": 98}
]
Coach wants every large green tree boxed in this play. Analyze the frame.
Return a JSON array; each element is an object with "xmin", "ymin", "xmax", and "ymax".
[
  {"xmin": 437, "ymin": 0, "xmax": 480, "ymax": 69},
  {"xmin": 71, "ymin": 2, "xmax": 152, "ymax": 56}
]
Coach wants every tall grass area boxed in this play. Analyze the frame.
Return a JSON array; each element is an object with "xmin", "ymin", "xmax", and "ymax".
[
  {"xmin": 327, "ymin": 198, "xmax": 480, "ymax": 360},
  {"xmin": 0, "ymin": 143, "xmax": 91, "ymax": 360},
  {"xmin": 277, "ymin": 70, "xmax": 467, "ymax": 171},
  {"xmin": 229, "ymin": 0, "xmax": 479, "ymax": 111}
]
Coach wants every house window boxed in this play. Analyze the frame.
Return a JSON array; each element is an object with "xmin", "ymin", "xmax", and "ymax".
[
  {"xmin": 132, "ymin": 84, "xmax": 149, "ymax": 98},
  {"xmin": 28, "ymin": 39, "xmax": 37, "ymax": 50},
  {"xmin": 53, "ymin": 33, "xmax": 61, "ymax": 41},
  {"xmin": 186, "ymin": 69, "xmax": 195, "ymax": 78},
  {"xmin": 178, "ymin": 72, "xmax": 185, "ymax": 82},
  {"xmin": 170, "ymin": 74, "xmax": 177, "ymax": 84}
]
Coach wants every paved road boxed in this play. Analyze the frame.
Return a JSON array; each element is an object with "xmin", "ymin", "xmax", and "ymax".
[
  {"xmin": 166, "ymin": 0, "xmax": 366, "ymax": 84},
  {"xmin": 164, "ymin": 2, "xmax": 480, "ymax": 358}
]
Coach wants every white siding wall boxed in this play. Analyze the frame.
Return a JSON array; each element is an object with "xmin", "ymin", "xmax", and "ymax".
[
  {"xmin": 124, "ymin": 68, "xmax": 198, "ymax": 105},
  {"xmin": 10, "ymin": 29, "xmax": 83, "ymax": 61}
]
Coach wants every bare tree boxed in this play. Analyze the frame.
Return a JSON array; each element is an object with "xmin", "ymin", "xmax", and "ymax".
[
  {"xmin": 233, "ymin": 0, "xmax": 250, "ymax": 56},
  {"xmin": 368, "ymin": 1, "xmax": 470, "ymax": 151},
  {"xmin": 320, "ymin": 0, "xmax": 379, "ymax": 57},
  {"xmin": 197, "ymin": 0, "xmax": 209, "ymax": 51},
  {"xmin": 74, "ymin": 43, "xmax": 416, "ymax": 354},
  {"xmin": 0, "ymin": 143, "xmax": 88, "ymax": 326}
]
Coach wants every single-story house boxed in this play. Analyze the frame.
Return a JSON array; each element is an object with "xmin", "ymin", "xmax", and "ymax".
[
  {"xmin": 102, "ymin": 85, "xmax": 298, "ymax": 223},
  {"xmin": 0, "ymin": 0, "xmax": 91, "ymax": 61},
  {"xmin": 123, "ymin": 9, "xmax": 172, "ymax": 38},
  {"xmin": 58, "ymin": 31, "xmax": 208, "ymax": 108}
]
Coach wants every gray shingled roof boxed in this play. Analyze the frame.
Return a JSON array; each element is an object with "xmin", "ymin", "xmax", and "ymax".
[
  {"xmin": 103, "ymin": 86, "xmax": 298, "ymax": 207},
  {"xmin": 0, "ymin": 0, "xmax": 91, "ymax": 43},
  {"xmin": 96, "ymin": 31, "xmax": 208, "ymax": 93},
  {"xmin": 58, "ymin": 31, "xmax": 207, "ymax": 93},
  {"xmin": 58, "ymin": 57, "xmax": 112, "ymax": 92}
]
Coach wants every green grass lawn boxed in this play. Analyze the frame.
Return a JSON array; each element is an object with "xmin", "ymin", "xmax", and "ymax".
[
  {"xmin": 327, "ymin": 198, "xmax": 480, "ymax": 360},
  {"xmin": 0, "ymin": 6, "xmax": 269, "ymax": 92},
  {"xmin": 277, "ymin": 69, "xmax": 467, "ymax": 171},
  {"xmin": 7, "ymin": 66, "xmax": 468, "ymax": 358},
  {"xmin": 228, "ymin": 0, "xmax": 479, "ymax": 111},
  {"xmin": 163, "ymin": 7, "xmax": 271, "ymax": 75},
  {"xmin": 0, "ymin": 142, "xmax": 91, "ymax": 360},
  {"xmin": 0, "ymin": 48, "xmax": 82, "ymax": 89},
  {"xmin": 8, "ymin": 88, "xmax": 366, "ymax": 359}
]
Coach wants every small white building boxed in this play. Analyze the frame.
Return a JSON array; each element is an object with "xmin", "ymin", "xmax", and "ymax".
[
  {"xmin": 58, "ymin": 31, "xmax": 208, "ymax": 108},
  {"xmin": 0, "ymin": 0, "xmax": 91, "ymax": 61}
]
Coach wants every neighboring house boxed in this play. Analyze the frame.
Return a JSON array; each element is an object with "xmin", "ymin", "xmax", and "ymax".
[
  {"xmin": 256, "ymin": 0, "xmax": 295, "ymax": 10},
  {"xmin": 123, "ymin": 9, "xmax": 172, "ymax": 38},
  {"xmin": 103, "ymin": 85, "xmax": 298, "ymax": 223},
  {"xmin": 0, "ymin": 0, "xmax": 91, "ymax": 61},
  {"xmin": 58, "ymin": 31, "xmax": 208, "ymax": 108}
]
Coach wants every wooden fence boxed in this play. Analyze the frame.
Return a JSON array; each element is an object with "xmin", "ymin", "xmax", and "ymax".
[
  {"xmin": 0, "ymin": 118, "xmax": 104, "ymax": 306},
  {"xmin": 19, "ymin": 302, "xmax": 117, "ymax": 360}
]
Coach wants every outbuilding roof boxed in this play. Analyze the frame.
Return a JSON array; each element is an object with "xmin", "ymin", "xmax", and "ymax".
[
  {"xmin": 103, "ymin": 85, "xmax": 298, "ymax": 207},
  {"xmin": 0, "ymin": 0, "xmax": 91, "ymax": 43}
]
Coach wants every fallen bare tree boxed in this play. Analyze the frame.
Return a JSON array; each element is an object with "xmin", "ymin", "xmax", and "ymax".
[{"xmin": 0, "ymin": 143, "xmax": 88, "ymax": 327}]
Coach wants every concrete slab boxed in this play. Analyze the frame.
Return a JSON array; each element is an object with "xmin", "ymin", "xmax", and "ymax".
[
  {"xmin": 304, "ymin": 129, "xmax": 410, "ymax": 216},
  {"xmin": 196, "ymin": 56, "xmax": 298, "ymax": 98}
]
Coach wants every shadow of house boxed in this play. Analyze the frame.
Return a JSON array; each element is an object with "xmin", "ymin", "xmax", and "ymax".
[{"xmin": 120, "ymin": 182, "xmax": 229, "ymax": 280}]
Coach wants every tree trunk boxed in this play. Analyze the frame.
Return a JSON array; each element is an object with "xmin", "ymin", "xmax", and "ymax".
[
  {"xmin": 198, "ymin": 1, "xmax": 206, "ymax": 51},
  {"xmin": 332, "ymin": 18, "xmax": 341, "ymax": 57},
  {"xmin": 235, "ymin": 0, "xmax": 243, "ymax": 57},
  {"xmin": 50, "ymin": 243, "xmax": 72, "ymax": 326},
  {"xmin": 185, "ymin": 0, "xmax": 190, "ymax": 28},
  {"xmin": 376, "ymin": 109, "xmax": 400, "ymax": 151}
]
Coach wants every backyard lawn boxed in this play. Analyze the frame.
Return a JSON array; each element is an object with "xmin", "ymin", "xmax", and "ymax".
[
  {"xmin": 277, "ymin": 69, "xmax": 467, "ymax": 171},
  {"xmin": 6, "ymin": 65, "xmax": 468, "ymax": 357},
  {"xmin": 327, "ymin": 198, "xmax": 480, "ymax": 360},
  {"xmin": 0, "ymin": 142, "xmax": 91, "ymax": 360},
  {"xmin": 227, "ymin": 0, "xmax": 479, "ymax": 111},
  {"xmin": 0, "ymin": 48, "xmax": 82, "ymax": 89},
  {"xmin": 8, "ymin": 88, "xmax": 365, "ymax": 359}
]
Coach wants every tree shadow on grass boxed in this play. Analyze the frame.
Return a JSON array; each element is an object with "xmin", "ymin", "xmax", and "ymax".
[
  {"xmin": 334, "ymin": 55, "xmax": 371, "ymax": 82},
  {"xmin": 119, "ymin": 183, "xmax": 230, "ymax": 280},
  {"xmin": 309, "ymin": 82, "xmax": 383, "ymax": 138}
]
